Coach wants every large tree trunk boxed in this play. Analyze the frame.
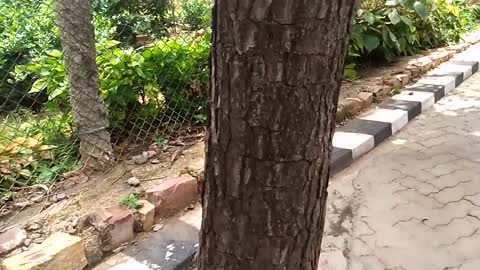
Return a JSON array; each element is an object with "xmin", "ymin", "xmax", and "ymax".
[
  {"xmin": 199, "ymin": 1, "xmax": 356, "ymax": 269},
  {"xmin": 54, "ymin": 0, "xmax": 113, "ymax": 170}
]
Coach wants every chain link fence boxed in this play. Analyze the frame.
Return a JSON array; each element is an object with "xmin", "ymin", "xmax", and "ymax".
[{"xmin": 0, "ymin": 0, "xmax": 211, "ymax": 214}]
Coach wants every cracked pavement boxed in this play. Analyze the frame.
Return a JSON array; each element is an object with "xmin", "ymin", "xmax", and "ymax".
[{"xmin": 319, "ymin": 72, "xmax": 480, "ymax": 270}]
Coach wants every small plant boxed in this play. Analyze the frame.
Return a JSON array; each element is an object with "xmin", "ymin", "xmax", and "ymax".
[
  {"xmin": 154, "ymin": 134, "xmax": 167, "ymax": 148},
  {"xmin": 119, "ymin": 193, "xmax": 141, "ymax": 209},
  {"xmin": 390, "ymin": 87, "xmax": 402, "ymax": 96}
]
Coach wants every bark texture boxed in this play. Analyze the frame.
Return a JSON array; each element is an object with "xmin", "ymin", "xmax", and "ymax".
[
  {"xmin": 54, "ymin": 0, "xmax": 113, "ymax": 169},
  {"xmin": 199, "ymin": 1, "xmax": 356, "ymax": 270}
]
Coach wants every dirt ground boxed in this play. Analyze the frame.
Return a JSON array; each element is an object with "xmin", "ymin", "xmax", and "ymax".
[{"xmin": 0, "ymin": 139, "xmax": 206, "ymax": 234}]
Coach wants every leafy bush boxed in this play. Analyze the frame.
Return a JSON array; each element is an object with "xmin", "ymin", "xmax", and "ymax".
[
  {"xmin": 0, "ymin": 0, "xmax": 60, "ymax": 112},
  {"xmin": 14, "ymin": 32, "xmax": 211, "ymax": 128},
  {"xmin": 349, "ymin": 0, "xmax": 477, "ymax": 63},
  {"xmin": 92, "ymin": 0, "xmax": 174, "ymax": 41},
  {"xmin": 179, "ymin": 0, "xmax": 212, "ymax": 30}
]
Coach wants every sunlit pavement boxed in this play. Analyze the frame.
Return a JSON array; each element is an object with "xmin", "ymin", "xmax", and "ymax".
[{"xmin": 320, "ymin": 71, "xmax": 480, "ymax": 270}]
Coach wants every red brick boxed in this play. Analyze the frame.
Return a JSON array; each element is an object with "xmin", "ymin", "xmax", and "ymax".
[
  {"xmin": 145, "ymin": 176, "xmax": 198, "ymax": 217},
  {"xmin": 91, "ymin": 205, "xmax": 134, "ymax": 250}
]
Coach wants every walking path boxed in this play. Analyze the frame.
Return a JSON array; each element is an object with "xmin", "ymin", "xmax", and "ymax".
[{"xmin": 320, "ymin": 71, "xmax": 480, "ymax": 270}]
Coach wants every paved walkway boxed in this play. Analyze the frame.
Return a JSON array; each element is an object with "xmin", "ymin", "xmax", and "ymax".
[{"xmin": 320, "ymin": 72, "xmax": 480, "ymax": 269}]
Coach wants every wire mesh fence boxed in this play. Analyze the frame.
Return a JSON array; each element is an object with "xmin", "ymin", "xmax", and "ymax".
[{"xmin": 0, "ymin": 0, "xmax": 211, "ymax": 212}]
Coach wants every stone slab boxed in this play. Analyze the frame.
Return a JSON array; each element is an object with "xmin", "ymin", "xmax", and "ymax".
[
  {"xmin": 407, "ymin": 84, "xmax": 445, "ymax": 102},
  {"xmin": 2, "ymin": 232, "xmax": 87, "ymax": 270},
  {"xmin": 392, "ymin": 91, "xmax": 435, "ymax": 112},
  {"xmin": 332, "ymin": 132, "xmax": 374, "ymax": 159},
  {"xmin": 416, "ymin": 75, "xmax": 456, "ymax": 94},
  {"xmin": 379, "ymin": 99, "xmax": 422, "ymax": 121},
  {"xmin": 361, "ymin": 108, "xmax": 408, "ymax": 134}
]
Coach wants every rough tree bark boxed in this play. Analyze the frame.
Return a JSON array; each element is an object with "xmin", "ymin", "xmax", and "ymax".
[
  {"xmin": 199, "ymin": 1, "xmax": 356, "ymax": 269},
  {"xmin": 54, "ymin": 0, "xmax": 113, "ymax": 169}
]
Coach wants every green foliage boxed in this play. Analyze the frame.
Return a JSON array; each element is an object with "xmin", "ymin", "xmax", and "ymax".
[
  {"xmin": 349, "ymin": 0, "xmax": 478, "ymax": 63},
  {"xmin": 0, "ymin": 111, "xmax": 80, "ymax": 194},
  {"xmin": 179, "ymin": 0, "xmax": 212, "ymax": 30},
  {"xmin": 92, "ymin": 0, "xmax": 174, "ymax": 40},
  {"xmin": 14, "ymin": 32, "xmax": 211, "ymax": 128},
  {"xmin": 154, "ymin": 134, "xmax": 167, "ymax": 148},
  {"xmin": 119, "ymin": 193, "xmax": 140, "ymax": 209},
  {"xmin": 0, "ymin": 0, "xmax": 60, "ymax": 111}
]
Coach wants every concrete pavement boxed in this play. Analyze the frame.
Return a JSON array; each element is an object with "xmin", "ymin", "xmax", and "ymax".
[{"xmin": 320, "ymin": 72, "xmax": 480, "ymax": 270}]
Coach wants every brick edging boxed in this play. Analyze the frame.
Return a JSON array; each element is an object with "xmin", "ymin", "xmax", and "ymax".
[{"xmin": 335, "ymin": 32, "xmax": 480, "ymax": 124}]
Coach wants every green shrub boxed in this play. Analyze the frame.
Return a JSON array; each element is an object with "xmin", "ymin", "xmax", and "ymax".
[
  {"xmin": 0, "ymin": 0, "xmax": 60, "ymax": 112},
  {"xmin": 179, "ymin": 0, "xmax": 212, "ymax": 30},
  {"xmin": 92, "ymin": 0, "xmax": 174, "ymax": 40},
  {"xmin": 349, "ymin": 0, "xmax": 477, "ymax": 63},
  {"xmin": 14, "ymin": 32, "xmax": 211, "ymax": 129}
]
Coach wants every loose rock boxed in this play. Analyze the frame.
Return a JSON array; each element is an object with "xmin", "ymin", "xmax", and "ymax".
[
  {"xmin": 27, "ymin": 223, "xmax": 41, "ymax": 231},
  {"xmin": 24, "ymin": 239, "xmax": 31, "ymax": 247},
  {"xmin": 132, "ymin": 153, "xmax": 149, "ymax": 165},
  {"xmin": 153, "ymin": 223, "xmax": 164, "ymax": 232},
  {"xmin": 127, "ymin": 177, "xmax": 140, "ymax": 187},
  {"xmin": 34, "ymin": 238, "xmax": 45, "ymax": 244},
  {"xmin": 0, "ymin": 228, "xmax": 27, "ymax": 255},
  {"xmin": 150, "ymin": 159, "xmax": 160, "ymax": 164},
  {"xmin": 145, "ymin": 150, "xmax": 157, "ymax": 158},
  {"xmin": 29, "ymin": 233, "xmax": 42, "ymax": 239}
]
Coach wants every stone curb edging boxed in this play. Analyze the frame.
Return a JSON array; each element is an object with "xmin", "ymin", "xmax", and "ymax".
[
  {"xmin": 335, "ymin": 32, "xmax": 480, "ymax": 124},
  {"xmin": 330, "ymin": 44, "xmax": 480, "ymax": 174}
]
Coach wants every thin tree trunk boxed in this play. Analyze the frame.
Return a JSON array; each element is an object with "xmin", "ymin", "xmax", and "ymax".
[
  {"xmin": 199, "ymin": 1, "xmax": 356, "ymax": 269},
  {"xmin": 54, "ymin": 0, "xmax": 113, "ymax": 170}
]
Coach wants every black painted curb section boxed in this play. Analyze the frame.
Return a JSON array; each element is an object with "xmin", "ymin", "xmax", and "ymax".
[
  {"xmin": 331, "ymin": 147, "xmax": 353, "ymax": 175},
  {"xmin": 338, "ymin": 119, "xmax": 392, "ymax": 146}
]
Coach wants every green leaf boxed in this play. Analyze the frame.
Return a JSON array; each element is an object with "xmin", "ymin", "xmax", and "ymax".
[
  {"xmin": 400, "ymin": 15, "xmax": 413, "ymax": 26},
  {"xmin": 136, "ymin": 68, "xmax": 146, "ymax": 78},
  {"xmin": 363, "ymin": 35, "xmax": 380, "ymax": 52},
  {"xmin": 414, "ymin": 1, "xmax": 429, "ymax": 19},
  {"xmin": 363, "ymin": 12, "xmax": 376, "ymax": 24},
  {"xmin": 388, "ymin": 10, "xmax": 402, "ymax": 25},
  {"xmin": 48, "ymin": 50, "xmax": 62, "ymax": 58},
  {"xmin": 48, "ymin": 86, "xmax": 65, "ymax": 100},
  {"xmin": 388, "ymin": 30, "xmax": 401, "ymax": 51},
  {"xmin": 105, "ymin": 40, "xmax": 121, "ymax": 48},
  {"xmin": 402, "ymin": 0, "xmax": 416, "ymax": 9},
  {"xmin": 29, "ymin": 78, "xmax": 49, "ymax": 93}
]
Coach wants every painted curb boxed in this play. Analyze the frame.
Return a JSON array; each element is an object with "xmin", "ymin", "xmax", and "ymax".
[{"xmin": 330, "ymin": 43, "xmax": 480, "ymax": 175}]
